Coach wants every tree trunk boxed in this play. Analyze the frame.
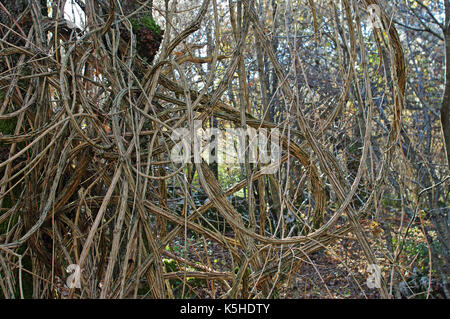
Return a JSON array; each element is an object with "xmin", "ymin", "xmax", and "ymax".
[{"xmin": 442, "ymin": 0, "xmax": 450, "ymax": 169}]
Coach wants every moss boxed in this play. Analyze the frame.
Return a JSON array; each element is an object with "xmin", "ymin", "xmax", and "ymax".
[
  {"xmin": 129, "ymin": 18, "xmax": 140, "ymax": 31},
  {"xmin": 125, "ymin": 15, "xmax": 163, "ymax": 63},
  {"xmin": 163, "ymin": 258, "xmax": 178, "ymax": 272},
  {"xmin": 0, "ymin": 118, "xmax": 17, "ymax": 135},
  {"xmin": 130, "ymin": 15, "xmax": 161, "ymax": 35}
]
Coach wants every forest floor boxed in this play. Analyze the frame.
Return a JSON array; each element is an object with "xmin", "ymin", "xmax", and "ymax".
[
  {"xmin": 53, "ymin": 220, "xmax": 445, "ymax": 298},
  {"xmin": 165, "ymin": 220, "xmax": 446, "ymax": 299},
  {"xmin": 179, "ymin": 240, "xmax": 381, "ymax": 298}
]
